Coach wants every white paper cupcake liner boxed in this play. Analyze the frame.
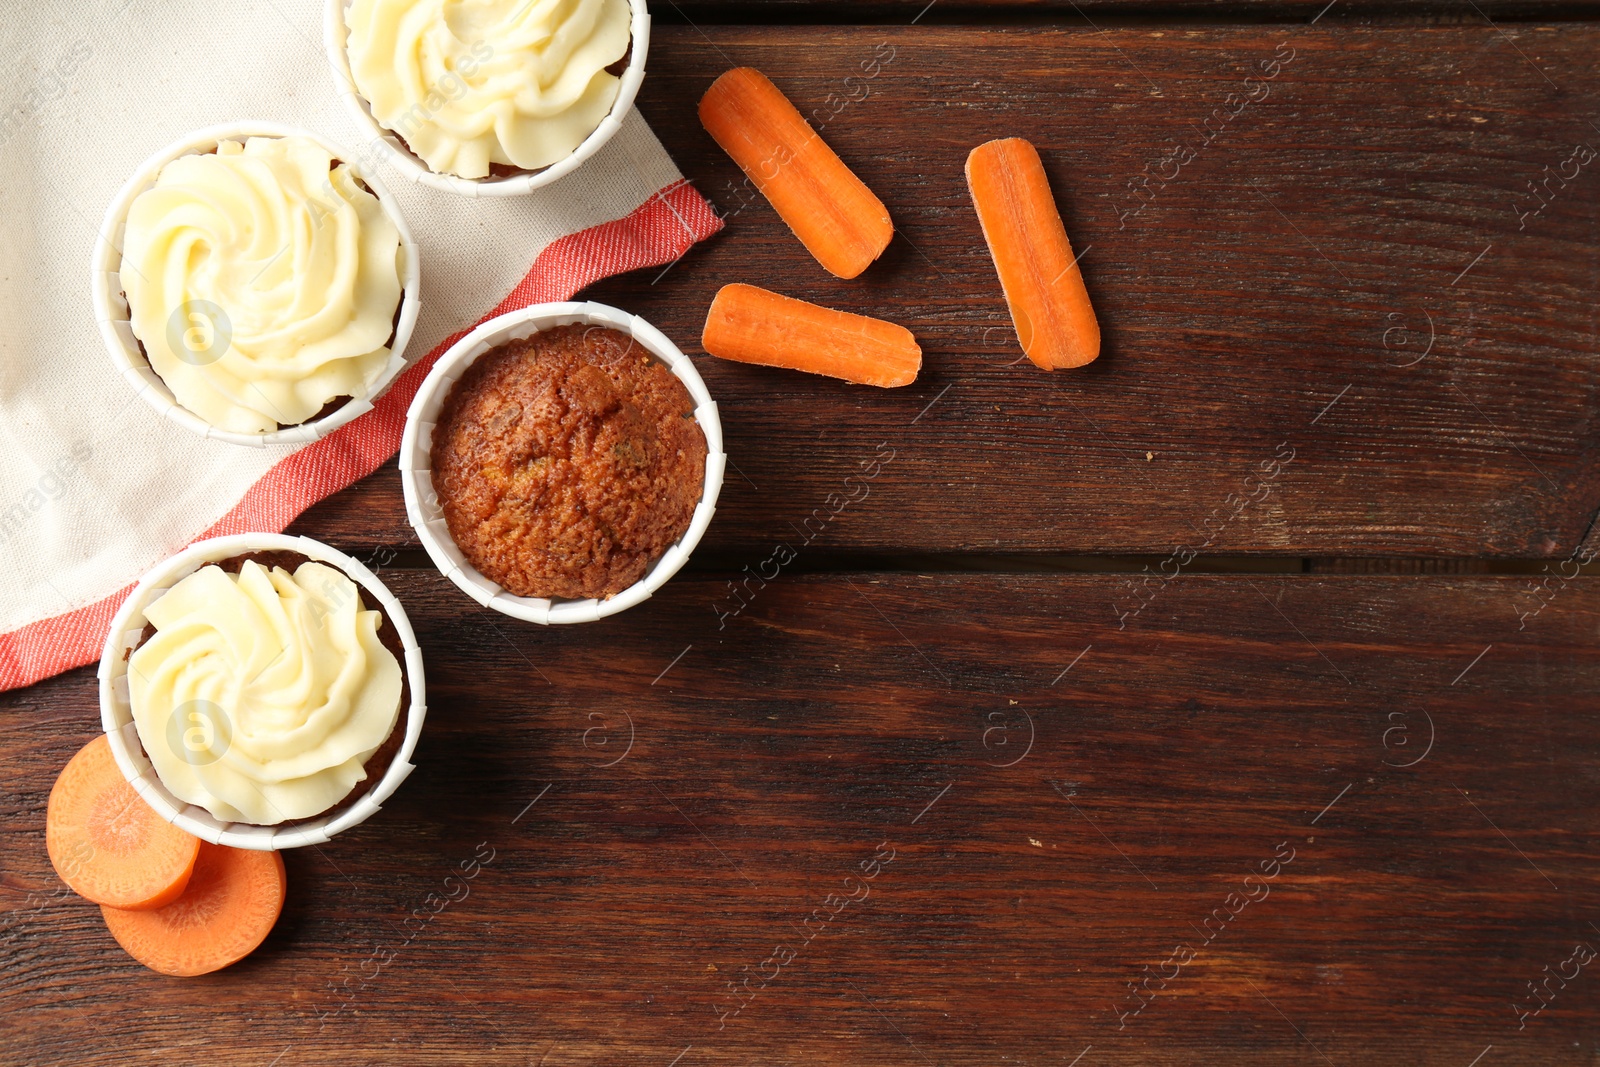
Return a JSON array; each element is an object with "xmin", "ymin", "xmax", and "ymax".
[
  {"xmin": 399, "ymin": 301, "xmax": 725, "ymax": 624},
  {"xmin": 324, "ymin": 0, "xmax": 651, "ymax": 197},
  {"xmin": 91, "ymin": 121, "xmax": 423, "ymax": 448},
  {"xmin": 98, "ymin": 533, "xmax": 428, "ymax": 851}
]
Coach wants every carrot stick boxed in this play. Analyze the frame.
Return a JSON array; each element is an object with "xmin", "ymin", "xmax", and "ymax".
[
  {"xmin": 101, "ymin": 841, "xmax": 287, "ymax": 977},
  {"xmin": 47, "ymin": 735, "xmax": 200, "ymax": 910},
  {"xmin": 700, "ymin": 67, "xmax": 892, "ymax": 280},
  {"xmin": 702, "ymin": 283, "xmax": 921, "ymax": 388},
  {"xmin": 965, "ymin": 137, "xmax": 1100, "ymax": 369}
]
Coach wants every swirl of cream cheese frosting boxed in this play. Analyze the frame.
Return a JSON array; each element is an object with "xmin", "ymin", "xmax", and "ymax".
[
  {"xmin": 128, "ymin": 560, "xmax": 404, "ymax": 825},
  {"xmin": 121, "ymin": 135, "xmax": 403, "ymax": 434},
  {"xmin": 345, "ymin": 0, "xmax": 632, "ymax": 179}
]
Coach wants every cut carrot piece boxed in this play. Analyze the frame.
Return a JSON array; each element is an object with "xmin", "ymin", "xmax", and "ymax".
[
  {"xmin": 700, "ymin": 67, "xmax": 892, "ymax": 279},
  {"xmin": 102, "ymin": 841, "xmax": 286, "ymax": 977},
  {"xmin": 46, "ymin": 734, "xmax": 200, "ymax": 911},
  {"xmin": 966, "ymin": 137, "xmax": 1100, "ymax": 370},
  {"xmin": 703, "ymin": 283, "xmax": 921, "ymax": 388}
]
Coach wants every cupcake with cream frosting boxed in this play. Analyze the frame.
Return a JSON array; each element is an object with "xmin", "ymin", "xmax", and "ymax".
[
  {"xmin": 343, "ymin": 0, "xmax": 633, "ymax": 179},
  {"xmin": 126, "ymin": 554, "xmax": 405, "ymax": 826},
  {"xmin": 119, "ymin": 134, "xmax": 404, "ymax": 434}
]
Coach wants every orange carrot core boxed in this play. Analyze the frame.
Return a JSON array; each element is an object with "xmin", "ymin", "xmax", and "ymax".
[
  {"xmin": 702, "ymin": 283, "xmax": 921, "ymax": 389},
  {"xmin": 966, "ymin": 137, "xmax": 1100, "ymax": 370},
  {"xmin": 700, "ymin": 67, "xmax": 893, "ymax": 280},
  {"xmin": 47, "ymin": 734, "xmax": 200, "ymax": 910},
  {"xmin": 101, "ymin": 841, "xmax": 287, "ymax": 977}
]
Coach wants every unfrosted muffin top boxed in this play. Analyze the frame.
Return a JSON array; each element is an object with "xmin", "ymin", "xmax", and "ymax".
[{"xmin": 431, "ymin": 325, "xmax": 706, "ymax": 600}]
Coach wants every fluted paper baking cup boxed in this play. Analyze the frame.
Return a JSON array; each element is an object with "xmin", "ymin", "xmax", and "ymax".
[
  {"xmin": 399, "ymin": 301, "xmax": 725, "ymax": 623},
  {"xmin": 324, "ymin": 0, "xmax": 651, "ymax": 197},
  {"xmin": 98, "ymin": 533, "xmax": 428, "ymax": 851},
  {"xmin": 91, "ymin": 121, "xmax": 423, "ymax": 448}
]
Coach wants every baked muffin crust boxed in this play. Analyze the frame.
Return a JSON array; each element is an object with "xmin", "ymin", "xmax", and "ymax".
[{"xmin": 432, "ymin": 325, "xmax": 707, "ymax": 600}]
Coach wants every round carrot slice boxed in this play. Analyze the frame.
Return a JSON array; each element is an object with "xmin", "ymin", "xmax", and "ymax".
[
  {"xmin": 102, "ymin": 841, "xmax": 287, "ymax": 976},
  {"xmin": 47, "ymin": 734, "xmax": 200, "ymax": 910}
]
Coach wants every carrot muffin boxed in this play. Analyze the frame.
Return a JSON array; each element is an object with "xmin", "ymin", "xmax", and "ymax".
[
  {"xmin": 344, "ymin": 0, "xmax": 633, "ymax": 180},
  {"xmin": 432, "ymin": 324, "xmax": 707, "ymax": 600},
  {"xmin": 127, "ymin": 551, "xmax": 406, "ymax": 826},
  {"xmin": 120, "ymin": 135, "xmax": 403, "ymax": 434}
]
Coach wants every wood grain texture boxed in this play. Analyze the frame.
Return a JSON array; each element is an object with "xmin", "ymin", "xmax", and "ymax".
[
  {"xmin": 663, "ymin": 2, "xmax": 1592, "ymax": 15},
  {"xmin": 290, "ymin": 24, "xmax": 1600, "ymax": 559},
  {"xmin": 3, "ymin": 571, "xmax": 1597, "ymax": 1065}
]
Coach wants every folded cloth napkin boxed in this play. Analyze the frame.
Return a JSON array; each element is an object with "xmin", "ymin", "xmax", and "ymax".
[{"xmin": 0, "ymin": 0, "xmax": 721, "ymax": 692}]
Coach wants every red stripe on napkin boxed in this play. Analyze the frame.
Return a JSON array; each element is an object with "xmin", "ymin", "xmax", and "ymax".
[{"xmin": 0, "ymin": 178, "xmax": 723, "ymax": 693}]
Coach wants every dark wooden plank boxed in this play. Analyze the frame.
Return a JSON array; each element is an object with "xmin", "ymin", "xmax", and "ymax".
[
  {"xmin": 1576, "ymin": 508, "xmax": 1600, "ymax": 560},
  {"xmin": 1306, "ymin": 557, "xmax": 1491, "ymax": 571},
  {"xmin": 663, "ymin": 1, "xmax": 1594, "ymax": 15},
  {"xmin": 3, "ymin": 571, "xmax": 1597, "ymax": 1064},
  {"xmin": 289, "ymin": 25, "xmax": 1600, "ymax": 560}
]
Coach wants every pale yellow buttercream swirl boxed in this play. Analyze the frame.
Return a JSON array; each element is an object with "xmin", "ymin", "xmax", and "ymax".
[
  {"xmin": 345, "ymin": 0, "xmax": 631, "ymax": 179},
  {"xmin": 128, "ymin": 561, "xmax": 403, "ymax": 825},
  {"xmin": 121, "ymin": 135, "xmax": 403, "ymax": 434}
]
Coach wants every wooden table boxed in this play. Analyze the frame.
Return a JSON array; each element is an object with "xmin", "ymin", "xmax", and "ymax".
[{"xmin": 5, "ymin": 5, "xmax": 1599, "ymax": 1065}]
